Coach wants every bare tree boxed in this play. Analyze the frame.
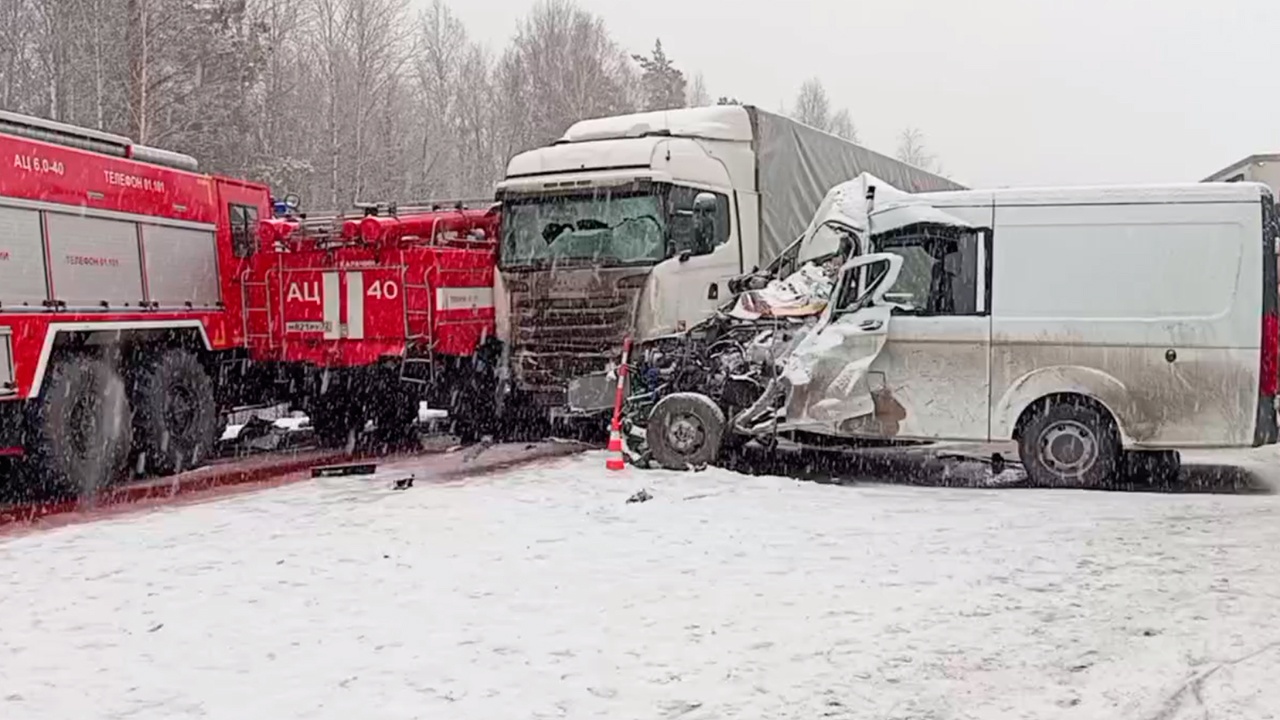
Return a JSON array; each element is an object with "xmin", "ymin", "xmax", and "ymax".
[
  {"xmin": 0, "ymin": 0, "xmax": 741, "ymax": 208},
  {"xmin": 828, "ymin": 108, "xmax": 858, "ymax": 143},
  {"xmin": 896, "ymin": 126, "xmax": 940, "ymax": 172},
  {"xmin": 498, "ymin": 0, "xmax": 635, "ymax": 152},
  {"xmin": 792, "ymin": 77, "xmax": 830, "ymax": 130},
  {"xmin": 686, "ymin": 71, "xmax": 709, "ymax": 107},
  {"xmin": 792, "ymin": 76, "xmax": 862, "ymax": 142}
]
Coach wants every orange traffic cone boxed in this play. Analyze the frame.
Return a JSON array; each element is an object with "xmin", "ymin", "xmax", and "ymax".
[{"xmin": 605, "ymin": 422, "xmax": 626, "ymax": 471}]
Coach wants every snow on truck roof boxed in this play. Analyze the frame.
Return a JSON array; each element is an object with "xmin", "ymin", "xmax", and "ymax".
[
  {"xmin": 559, "ymin": 106, "xmax": 754, "ymax": 144},
  {"xmin": 917, "ymin": 181, "xmax": 1272, "ymax": 207}
]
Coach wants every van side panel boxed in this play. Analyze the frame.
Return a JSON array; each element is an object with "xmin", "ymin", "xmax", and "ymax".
[{"xmin": 989, "ymin": 200, "xmax": 1264, "ymax": 448}]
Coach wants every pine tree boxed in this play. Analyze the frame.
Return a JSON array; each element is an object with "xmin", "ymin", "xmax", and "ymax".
[{"xmin": 633, "ymin": 38, "xmax": 686, "ymax": 111}]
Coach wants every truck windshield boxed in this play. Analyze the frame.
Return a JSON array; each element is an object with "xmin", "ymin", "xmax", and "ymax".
[{"xmin": 501, "ymin": 191, "xmax": 666, "ymax": 268}]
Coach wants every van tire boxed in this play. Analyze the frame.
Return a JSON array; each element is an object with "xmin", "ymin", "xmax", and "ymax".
[
  {"xmin": 132, "ymin": 349, "xmax": 218, "ymax": 476},
  {"xmin": 1018, "ymin": 398, "xmax": 1120, "ymax": 489},
  {"xmin": 25, "ymin": 354, "xmax": 134, "ymax": 497},
  {"xmin": 647, "ymin": 392, "xmax": 727, "ymax": 470}
]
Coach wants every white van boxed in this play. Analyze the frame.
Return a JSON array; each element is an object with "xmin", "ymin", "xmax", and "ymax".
[{"xmin": 631, "ymin": 181, "xmax": 1280, "ymax": 487}]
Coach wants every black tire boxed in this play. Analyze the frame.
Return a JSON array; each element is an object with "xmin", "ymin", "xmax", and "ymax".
[
  {"xmin": 1123, "ymin": 450, "xmax": 1182, "ymax": 486},
  {"xmin": 647, "ymin": 392, "xmax": 727, "ymax": 470},
  {"xmin": 369, "ymin": 392, "xmax": 421, "ymax": 450},
  {"xmin": 1018, "ymin": 398, "xmax": 1121, "ymax": 489},
  {"xmin": 133, "ymin": 349, "xmax": 218, "ymax": 476},
  {"xmin": 310, "ymin": 394, "xmax": 362, "ymax": 449},
  {"xmin": 24, "ymin": 354, "xmax": 134, "ymax": 497}
]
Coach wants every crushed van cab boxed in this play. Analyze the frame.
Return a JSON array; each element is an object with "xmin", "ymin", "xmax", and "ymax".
[{"xmin": 624, "ymin": 176, "xmax": 1280, "ymax": 488}]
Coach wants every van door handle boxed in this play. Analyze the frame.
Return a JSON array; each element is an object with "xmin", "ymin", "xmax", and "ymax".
[{"xmin": 859, "ymin": 319, "xmax": 883, "ymax": 331}]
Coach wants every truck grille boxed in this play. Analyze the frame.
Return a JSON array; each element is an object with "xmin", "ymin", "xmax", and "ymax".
[{"xmin": 505, "ymin": 269, "xmax": 645, "ymax": 403}]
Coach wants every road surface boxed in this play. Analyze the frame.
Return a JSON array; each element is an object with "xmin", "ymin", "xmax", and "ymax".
[{"xmin": 2, "ymin": 449, "xmax": 1280, "ymax": 719}]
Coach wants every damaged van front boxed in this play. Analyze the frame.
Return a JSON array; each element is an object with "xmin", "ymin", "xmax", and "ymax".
[{"xmin": 625, "ymin": 174, "xmax": 978, "ymax": 468}]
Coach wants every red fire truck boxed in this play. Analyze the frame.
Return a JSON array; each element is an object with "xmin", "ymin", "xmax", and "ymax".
[{"xmin": 0, "ymin": 110, "xmax": 498, "ymax": 496}]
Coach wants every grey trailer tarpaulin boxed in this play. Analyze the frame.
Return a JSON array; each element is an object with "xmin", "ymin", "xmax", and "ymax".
[{"xmin": 748, "ymin": 106, "xmax": 966, "ymax": 265}]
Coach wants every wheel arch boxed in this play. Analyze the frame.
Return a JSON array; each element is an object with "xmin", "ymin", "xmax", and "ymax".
[
  {"xmin": 995, "ymin": 365, "xmax": 1135, "ymax": 445},
  {"xmin": 32, "ymin": 321, "xmax": 214, "ymax": 397}
]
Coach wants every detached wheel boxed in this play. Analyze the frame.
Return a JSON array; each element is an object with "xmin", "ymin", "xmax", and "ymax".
[
  {"xmin": 647, "ymin": 392, "xmax": 727, "ymax": 470},
  {"xmin": 1018, "ymin": 398, "xmax": 1120, "ymax": 489},
  {"xmin": 133, "ymin": 349, "xmax": 218, "ymax": 476},
  {"xmin": 25, "ymin": 354, "xmax": 134, "ymax": 497}
]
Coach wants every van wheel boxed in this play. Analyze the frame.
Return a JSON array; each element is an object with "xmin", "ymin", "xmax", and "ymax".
[
  {"xmin": 133, "ymin": 349, "xmax": 218, "ymax": 476},
  {"xmin": 25, "ymin": 354, "xmax": 134, "ymax": 498},
  {"xmin": 1018, "ymin": 398, "xmax": 1120, "ymax": 489},
  {"xmin": 647, "ymin": 392, "xmax": 727, "ymax": 470}
]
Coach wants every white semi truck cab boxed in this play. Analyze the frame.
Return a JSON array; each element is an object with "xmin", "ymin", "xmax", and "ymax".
[{"xmin": 494, "ymin": 106, "xmax": 961, "ymax": 418}]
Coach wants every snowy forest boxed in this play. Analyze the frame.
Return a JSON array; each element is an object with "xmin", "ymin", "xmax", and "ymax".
[{"xmin": 0, "ymin": 0, "xmax": 943, "ymax": 210}]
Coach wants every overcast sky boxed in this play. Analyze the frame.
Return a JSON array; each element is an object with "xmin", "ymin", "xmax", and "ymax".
[{"xmin": 428, "ymin": 0, "xmax": 1277, "ymax": 188}]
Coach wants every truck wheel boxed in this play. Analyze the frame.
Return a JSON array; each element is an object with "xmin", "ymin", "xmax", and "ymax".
[
  {"xmin": 25, "ymin": 354, "xmax": 134, "ymax": 497},
  {"xmin": 1018, "ymin": 398, "xmax": 1120, "ymax": 489},
  {"xmin": 647, "ymin": 392, "xmax": 727, "ymax": 470},
  {"xmin": 133, "ymin": 349, "xmax": 218, "ymax": 476}
]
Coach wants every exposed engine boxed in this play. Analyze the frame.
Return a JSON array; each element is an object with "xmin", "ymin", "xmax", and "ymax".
[{"xmin": 624, "ymin": 311, "xmax": 819, "ymax": 455}]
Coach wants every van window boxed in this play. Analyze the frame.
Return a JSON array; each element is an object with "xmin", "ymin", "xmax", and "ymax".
[
  {"xmin": 875, "ymin": 227, "xmax": 981, "ymax": 315},
  {"xmin": 229, "ymin": 203, "xmax": 258, "ymax": 258}
]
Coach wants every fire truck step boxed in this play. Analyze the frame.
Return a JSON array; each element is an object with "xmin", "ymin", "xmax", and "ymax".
[{"xmin": 310, "ymin": 462, "xmax": 378, "ymax": 478}]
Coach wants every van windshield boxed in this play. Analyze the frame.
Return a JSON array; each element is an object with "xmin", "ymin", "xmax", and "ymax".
[{"xmin": 501, "ymin": 191, "xmax": 667, "ymax": 269}]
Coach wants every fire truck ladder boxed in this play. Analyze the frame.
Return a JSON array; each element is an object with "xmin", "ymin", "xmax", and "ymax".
[
  {"xmin": 240, "ymin": 269, "xmax": 277, "ymax": 351},
  {"xmin": 400, "ymin": 272, "xmax": 435, "ymax": 387}
]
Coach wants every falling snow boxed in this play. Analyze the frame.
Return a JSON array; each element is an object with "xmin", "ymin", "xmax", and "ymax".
[{"xmin": 3, "ymin": 452, "xmax": 1280, "ymax": 719}]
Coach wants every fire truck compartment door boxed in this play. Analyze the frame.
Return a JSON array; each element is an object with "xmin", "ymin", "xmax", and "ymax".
[
  {"xmin": 0, "ymin": 206, "xmax": 49, "ymax": 307},
  {"xmin": 45, "ymin": 212, "xmax": 144, "ymax": 309},
  {"xmin": 142, "ymin": 224, "xmax": 221, "ymax": 308}
]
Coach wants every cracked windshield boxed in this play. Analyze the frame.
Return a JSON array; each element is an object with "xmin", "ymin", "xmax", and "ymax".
[
  {"xmin": 1, "ymin": 0, "xmax": 1279, "ymax": 718},
  {"xmin": 501, "ymin": 192, "xmax": 666, "ymax": 267}
]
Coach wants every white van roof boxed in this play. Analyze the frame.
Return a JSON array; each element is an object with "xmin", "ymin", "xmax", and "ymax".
[{"xmin": 917, "ymin": 182, "xmax": 1271, "ymax": 207}]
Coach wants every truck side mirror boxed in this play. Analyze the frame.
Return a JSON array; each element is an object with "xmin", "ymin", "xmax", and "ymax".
[{"xmin": 692, "ymin": 192, "xmax": 718, "ymax": 254}]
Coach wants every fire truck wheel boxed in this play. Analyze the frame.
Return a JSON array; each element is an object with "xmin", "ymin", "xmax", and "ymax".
[
  {"xmin": 311, "ymin": 400, "xmax": 362, "ymax": 449},
  {"xmin": 370, "ymin": 396, "xmax": 419, "ymax": 447},
  {"xmin": 133, "ymin": 349, "xmax": 218, "ymax": 476},
  {"xmin": 25, "ymin": 354, "xmax": 134, "ymax": 497}
]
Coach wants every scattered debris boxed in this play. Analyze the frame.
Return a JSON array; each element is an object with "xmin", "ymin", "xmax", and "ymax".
[
  {"xmin": 311, "ymin": 463, "xmax": 378, "ymax": 478},
  {"xmin": 461, "ymin": 436, "xmax": 496, "ymax": 463},
  {"xmin": 626, "ymin": 489, "xmax": 653, "ymax": 504}
]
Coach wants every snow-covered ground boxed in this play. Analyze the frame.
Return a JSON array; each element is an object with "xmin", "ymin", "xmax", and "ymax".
[{"xmin": 4, "ymin": 452, "xmax": 1280, "ymax": 719}]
